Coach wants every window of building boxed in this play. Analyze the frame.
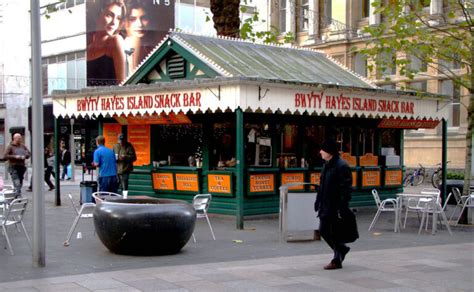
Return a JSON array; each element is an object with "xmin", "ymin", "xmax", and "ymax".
[
  {"xmin": 319, "ymin": 0, "xmax": 332, "ymax": 29},
  {"xmin": 177, "ymin": 2, "xmax": 215, "ymax": 35},
  {"xmin": 409, "ymin": 81, "xmax": 428, "ymax": 92},
  {"xmin": 353, "ymin": 52, "xmax": 368, "ymax": 77},
  {"xmin": 378, "ymin": 50, "xmax": 396, "ymax": 76},
  {"xmin": 380, "ymin": 84, "xmax": 396, "ymax": 90},
  {"xmin": 441, "ymin": 80, "xmax": 461, "ymax": 127},
  {"xmin": 300, "ymin": 0, "xmax": 310, "ymax": 31},
  {"xmin": 42, "ymin": 52, "xmax": 85, "ymax": 95},
  {"xmin": 362, "ymin": 0, "xmax": 370, "ymax": 18},
  {"xmin": 280, "ymin": 0, "xmax": 287, "ymax": 32},
  {"xmin": 440, "ymin": 53, "xmax": 461, "ymax": 72},
  {"xmin": 410, "ymin": 53, "xmax": 428, "ymax": 72},
  {"xmin": 56, "ymin": 0, "xmax": 84, "ymax": 10}
]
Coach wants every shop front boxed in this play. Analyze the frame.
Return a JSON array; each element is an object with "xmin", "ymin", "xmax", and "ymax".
[{"xmin": 52, "ymin": 32, "xmax": 449, "ymax": 226}]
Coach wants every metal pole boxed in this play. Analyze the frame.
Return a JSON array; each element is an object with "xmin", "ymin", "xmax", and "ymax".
[
  {"xmin": 235, "ymin": 108, "xmax": 244, "ymax": 229},
  {"xmin": 54, "ymin": 116, "xmax": 61, "ymax": 206},
  {"xmin": 70, "ymin": 118, "xmax": 75, "ymax": 182},
  {"xmin": 442, "ymin": 119, "xmax": 447, "ymax": 203},
  {"xmin": 30, "ymin": 0, "xmax": 46, "ymax": 267}
]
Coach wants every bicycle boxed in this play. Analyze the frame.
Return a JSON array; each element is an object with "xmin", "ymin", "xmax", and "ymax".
[
  {"xmin": 403, "ymin": 164, "xmax": 426, "ymax": 186},
  {"xmin": 431, "ymin": 161, "xmax": 450, "ymax": 188}
]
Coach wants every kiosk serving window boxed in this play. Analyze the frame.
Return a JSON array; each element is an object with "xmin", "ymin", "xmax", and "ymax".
[
  {"xmin": 154, "ymin": 124, "xmax": 203, "ymax": 167},
  {"xmin": 246, "ymin": 123, "xmax": 272, "ymax": 167},
  {"xmin": 213, "ymin": 123, "xmax": 235, "ymax": 168}
]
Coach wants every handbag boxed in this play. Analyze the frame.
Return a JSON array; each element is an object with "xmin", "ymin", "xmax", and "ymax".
[
  {"xmin": 67, "ymin": 164, "xmax": 72, "ymax": 178},
  {"xmin": 336, "ymin": 207, "xmax": 359, "ymax": 243}
]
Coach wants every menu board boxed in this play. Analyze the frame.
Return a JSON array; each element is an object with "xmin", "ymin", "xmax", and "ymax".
[
  {"xmin": 384, "ymin": 169, "xmax": 402, "ymax": 186},
  {"xmin": 249, "ymin": 174, "xmax": 275, "ymax": 193},
  {"xmin": 281, "ymin": 172, "xmax": 305, "ymax": 190},
  {"xmin": 175, "ymin": 173, "xmax": 199, "ymax": 192},
  {"xmin": 341, "ymin": 152, "xmax": 357, "ymax": 166},
  {"xmin": 103, "ymin": 123, "xmax": 122, "ymax": 149},
  {"xmin": 310, "ymin": 172, "xmax": 321, "ymax": 191},
  {"xmin": 152, "ymin": 172, "xmax": 174, "ymax": 191},
  {"xmin": 208, "ymin": 174, "xmax": 232, "ymax": 195},
  {"xmin": 362, "ymin": 170, "xmax": 381, "ymax": 187},
  {"xmin": 128, "ymin": 125, "xmax": 150, "ymax": 166},
  {"xmin": 352, "ymin": 171, "xmax": 358, "ymax": 187},
  {"xmin": 359, "ymin": 153, "xmax": 378, "ymax": 166}
]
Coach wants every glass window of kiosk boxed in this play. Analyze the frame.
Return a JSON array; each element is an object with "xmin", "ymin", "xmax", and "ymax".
[
  {"xmin": 276, "ymin": 124, "xmax": 299, "ymax": 168},
  {"xmin": 245, "ymin": 123, "xmax": 272, "ymax": 167},
  {"xmin": 358, "ymin": 128, "xmax": 376, "ymax": 155},
  {"xmin": 381, "ymin": 128, "xmax": 400, "ymax": 155},
  {"xmin": 155, "ymin": 124, "xmax": 203, "ymax": 167},
  {"xmin": 213, "ymin": 123, "xmax": 236, "ymax": 168},
  {"xmin": 304, "ymin": 125, "xmax": 326, "ymax": 168}
]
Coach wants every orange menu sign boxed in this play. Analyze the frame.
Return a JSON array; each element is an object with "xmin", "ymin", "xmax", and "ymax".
[
  {"xmin": 208, "ymin": 174, "xmax": 232, "ymax": 194},
  {"xmin": 341, "ymin": 153, "xmax": 357, "ymax": 166},
  {"xmin": 359, "ymin": 153, "xmax": 378, "ymax": 166},
  {"xmin": 249, "ymin": 174, "xmax": 275, "ymax": 193},
  {"xmin": 352, "ymin": 171, "xmax": 357, "ymax": 187},
  {"xmin": 362, "ymin": 170, "xmax": 381, "ymax": 187},
  {"xmin": 152, "ymin": 172, "xmax": 174, "ymax": 191},
  {"xmin": 385, "ymin": 169, "xmax": 402, "ymax": 186},
  {"xmin": 310, "ymin": 172, "xmax": 321, "ymax": 191},
  {"xmin": 103, "ymin": 123, "xmax": 122, "ymax": 149},
  {"xmin": 128, "ymin": 125, "xmax": 150, "ymax": 166},
  {"xmin": 175, "ymin": 173, "xmax": 199, "ymax": 192},
  {"xmin": 281, "ymin": 172, "xmax": 305, "ymax": 190}
]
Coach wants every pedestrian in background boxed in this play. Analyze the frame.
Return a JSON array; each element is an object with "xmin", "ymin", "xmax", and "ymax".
[
  {"xmin": 4, "ymin": 133, "xmax": 31, "ymax": 197},
  {"xmin": 113, "ymin": 133, "xmax": 136, "ymax": 191},
  {"xmin": 93, "ymin": 135, "xmax": 118, "ymax": 193},
  {"xmin": 60, "ymin": 142, "xmax": 71, "ymax": 180},
  {"xmin": 314, "ymin": 138, "xmax": 354, "ymax": 270},
  {"xmin": 27, "ymin": 147, "xmax": 55, "ymax": 192}
]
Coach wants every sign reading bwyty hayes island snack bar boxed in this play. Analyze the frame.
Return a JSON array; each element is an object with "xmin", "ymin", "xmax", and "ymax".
[
  {"xmin": 152, "ymin": 172, "xmax": 174, "ymax": 191},
  {"xmin": 249, "ymin": 174, "xmax": 275, "ymax": 193},
  {"xmin": 208, "ymin": 174, "xmax": 232, "ymax": 195},
  {"xmin": 175, "ymin": 173, "xmax": 199, "ymax": 192}
]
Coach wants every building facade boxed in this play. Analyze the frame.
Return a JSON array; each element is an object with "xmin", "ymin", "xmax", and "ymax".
[{"xmin": 271, "ymin": 0, "xmax": 470, "ymax": 172}]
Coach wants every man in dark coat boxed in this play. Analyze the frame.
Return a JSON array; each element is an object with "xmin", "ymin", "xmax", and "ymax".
[{"xmin": 314, "ymin": 138, "xmax": 353, "ymax": 270}]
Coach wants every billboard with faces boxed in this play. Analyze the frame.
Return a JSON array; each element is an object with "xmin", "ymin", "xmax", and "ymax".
[{"xmin": 86, "ymin": 0, "xmax": 175, "ymax": 86}]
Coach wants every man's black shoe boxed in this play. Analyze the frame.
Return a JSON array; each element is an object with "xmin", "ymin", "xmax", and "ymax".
[
  {"xmin": 340, "ymin": 246, "xmax": 350, "ymax": 263},
  {"xmin": 324, "ymin": 262, "xmax": 342, "ymax": 270},
  {"xmin": 26, "ymin": 188, "xmax": 32, "ymax": 192}
]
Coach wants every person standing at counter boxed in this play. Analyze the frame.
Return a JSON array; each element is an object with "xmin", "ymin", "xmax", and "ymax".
[
  {"xmin": 314, "ymin": 138, "xmax": 354, "ymax": 270},
  {"xmin": 93, "ymin": 136, "xmax": 118, "ymax": 193},
  {"xmin": 113, "ymin": 133, "xmax": 136, "ymax": 191},
  {"xmin": 4, "ymin": 133, "xmax": 31, "ymax": 197}
]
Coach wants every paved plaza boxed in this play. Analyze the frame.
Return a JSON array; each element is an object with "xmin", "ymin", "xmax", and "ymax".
[{"xmin": 0, "ymin": 168, "xmax": 472, "ymax": 291}]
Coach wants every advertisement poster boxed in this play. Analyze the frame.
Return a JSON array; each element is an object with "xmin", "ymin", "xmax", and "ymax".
[
  {"xmin": 102, "ymin": 123, "xmax": 122, "ymax": 149},
  {"xmin": 86, "ymin": 0, "xmax": 175, "ymax": 86},
  {"xmin": 127, "ymin": 124, "xmax": 150, "ymax": 166}
]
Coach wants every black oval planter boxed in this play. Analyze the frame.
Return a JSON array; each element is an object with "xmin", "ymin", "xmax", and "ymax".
[{"xmin": 93, "ymin": 198, "xmax": 196, "ymax": 255}]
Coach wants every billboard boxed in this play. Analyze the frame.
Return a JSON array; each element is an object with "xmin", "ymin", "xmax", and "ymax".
[{"xmin": 86, "ymin": 0, "xmax": 175, "ymax": 86}]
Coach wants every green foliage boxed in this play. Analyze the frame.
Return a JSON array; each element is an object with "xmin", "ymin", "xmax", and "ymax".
[
  {"xmin": 358, "ymin": 0, "xmax": 472, "ymax": 92},
  {"xmin": 447, "ymin": 171, "xmax": 464, "ymax": 180}
]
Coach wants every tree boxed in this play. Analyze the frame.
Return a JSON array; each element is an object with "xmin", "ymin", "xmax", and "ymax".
[
  {"xmin": 360, "ymin": 0, "xmax": 473, "ymax": 195},
  {"xmin": 210, "ymin": 0, "xmax": 241, "ymax": 38}
]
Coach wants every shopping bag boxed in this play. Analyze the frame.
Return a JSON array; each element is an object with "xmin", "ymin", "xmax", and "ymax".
[
  {"xmin": 336, "ymin": 207, "xmax": 359, "ymax": 243},
  {"xmin": 67, "ymin": 164, "xmax": 72, "ymax": 178}
]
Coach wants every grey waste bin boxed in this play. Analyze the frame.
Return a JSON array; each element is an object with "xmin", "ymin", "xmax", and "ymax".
[{"xmin": 80, "ymin": 181, "xmax": 97, "ymax": 204}]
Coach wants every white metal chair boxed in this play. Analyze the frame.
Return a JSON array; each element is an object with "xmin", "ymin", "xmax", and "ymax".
[
  {"xmin": 63, "ymin": 194, "xmax": 96, "ymax": 247},
  {"xmin": 368, "ymin": 189, "xmax": 400, "ymax": 232},
  {"xmin": 445, "ymin": 187, "xmax": 464, "ymax": 222},
  {"xmin": 192, "ymin": 194, "xmax": 216, "ymax": 242},
  {"xmin": 0, "ymin": 198, "xmax": 31, "ymax": 255},
  {"xmin": 455, "ymin": 193, "xmax": 474, "ymax": 226},
  {"xmin": 403, "ymin": 189, "xmax": 440, "ymax": 229}
]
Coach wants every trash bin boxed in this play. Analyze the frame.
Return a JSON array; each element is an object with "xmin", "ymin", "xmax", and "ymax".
[
  {"xmin": 279, "ymin": 183, "xmax": 319, "ymax": 242},
  {"xmin": 80, "ymin": 181, "xmax": 97, "ymax": 204}
]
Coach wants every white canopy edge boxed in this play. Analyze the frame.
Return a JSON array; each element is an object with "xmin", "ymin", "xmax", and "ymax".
[{"xmin": 52, "ymin": 79, "xmax": 449, "ymax": 121}]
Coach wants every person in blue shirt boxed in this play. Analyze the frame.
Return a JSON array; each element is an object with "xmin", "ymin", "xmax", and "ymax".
[{"xmin": 93, "ymin": 135, "xmax": 118, "ymax": 193}]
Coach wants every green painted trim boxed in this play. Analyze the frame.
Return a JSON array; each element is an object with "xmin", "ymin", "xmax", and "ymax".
[
  {"xmin": 124, "ymin": 39, "xmax": 220, "ymax": 85},
  {"xmin": 235, "ymin": 109, "xmax": 245, "ymax": 229},
  {"xmin": 442, "ymin": 119, "xmax": 448, "ymax": 201}
]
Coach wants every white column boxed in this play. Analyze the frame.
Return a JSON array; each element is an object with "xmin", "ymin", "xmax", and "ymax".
[
  {"xmin": 308, "ymin": 0, "xmax": 316, "ymax": 36},
  {"xmin": 287, "ymin": 0, "xmax": 296, "ymax": 34},
  {"xmin": 369, "ymin": 0, "xmax": 380, "ymax": 25},
  {"xmin": 430, "ymin": 0, "xmax": 442, "ymax": 15}
]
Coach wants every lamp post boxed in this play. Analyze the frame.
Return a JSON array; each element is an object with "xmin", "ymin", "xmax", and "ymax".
[{"xmin": 31, "ymin": 0, "xmax": 45, "ymax": 267}]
